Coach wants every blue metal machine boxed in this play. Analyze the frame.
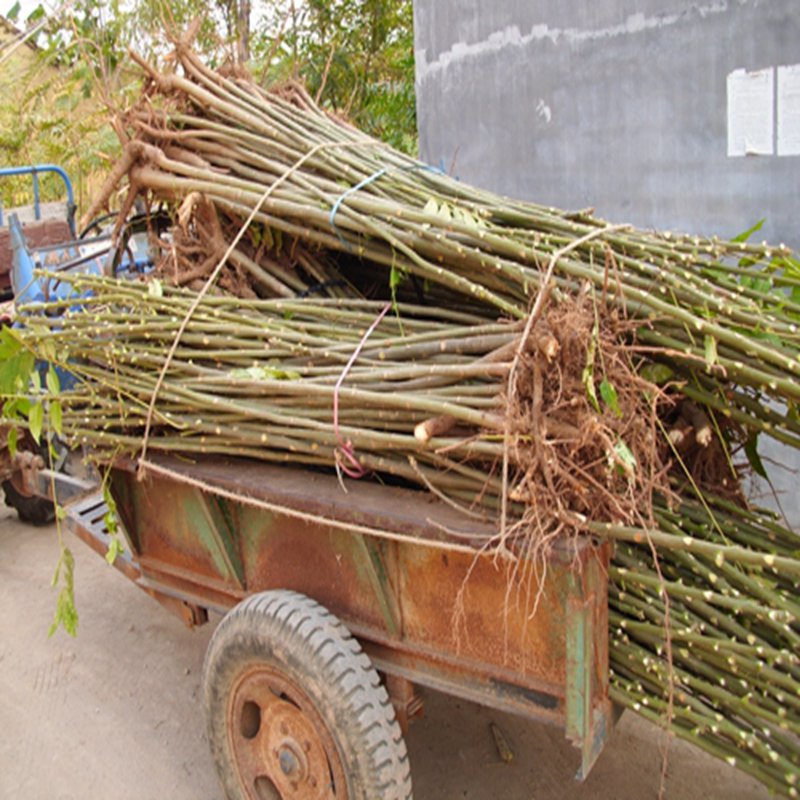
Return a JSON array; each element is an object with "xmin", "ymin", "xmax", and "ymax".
[{"xmin": 2, "ymin": 163, "xmax": 160, "ymax": 305}]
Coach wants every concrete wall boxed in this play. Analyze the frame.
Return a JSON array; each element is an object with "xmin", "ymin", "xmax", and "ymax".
[
  {"xmin": 413, "ymin": 0, "xmax": 800, "ymax": 525},
  {"xmin": 414, "ymin": 0, "xmax": 800, "ymax": 247}
]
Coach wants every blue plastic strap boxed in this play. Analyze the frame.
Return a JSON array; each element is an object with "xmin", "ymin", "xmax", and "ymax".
[
  {"xmin": 328, "ymin": 162, "xmax": 447, "ymax": 249},
  {"xmin": 329, "ymin": 167, "xmax": 388, "ymax": 248}
]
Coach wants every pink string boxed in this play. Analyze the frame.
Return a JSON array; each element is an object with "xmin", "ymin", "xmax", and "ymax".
[{"xmin": 334, "ymin": 301, "xmax": 392, "ymax": 479}]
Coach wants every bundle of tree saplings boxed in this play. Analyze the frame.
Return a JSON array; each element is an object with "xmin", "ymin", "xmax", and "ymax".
[
  {"xmin": 83, "ymin": 43, "xmax": 800, "ymax": 453},
  {"xmin": 6, "ymin": 39, "xmax": 799, "ymax": 795},
  {"xmin": 599, "ymin": 494, "xmax": 799, "ymax": 795},
  {"xmin": 17, "ymin": 272, "xmax": 674, "ymax": 534}
]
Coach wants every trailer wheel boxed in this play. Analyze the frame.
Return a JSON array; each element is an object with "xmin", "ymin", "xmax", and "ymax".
[
  {"xmin": 203, "ymin": 590, "xmax": 413, "ymax": 800},
  {"xmin": 2, "ymin": 437, "xmax": 56, "ymax": 525},
  {"xmin": 2, "ymin": 478, "xmax": 54, "ymax": 525}
]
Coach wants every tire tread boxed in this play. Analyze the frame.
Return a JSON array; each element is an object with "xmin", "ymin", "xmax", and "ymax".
[{"xmin": 203, "ymin": 589, "xmax": 412, "ymax": 800}]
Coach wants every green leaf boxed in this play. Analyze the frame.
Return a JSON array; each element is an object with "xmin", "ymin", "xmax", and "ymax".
[
  {"xmin": 704, "ymin": 335, "xmax": 718, "ymax": 367},
  {"xmin": 739, "ymin": 273, "xmax": 773, "ymax": 295},
  {"xmin": 7, "ymin": 0, "xmax": 20, "ymax": 21},
  {"xmin": 612, "ymin": 438, "xmax": 637, "ymax": 478},
  {"xmin": 28, "ymin": 401, "xmax": 44, "ymax": 444},
  {"xmin": 0, "ymin": 350, "xmax": 34, "ymax": 394},
  {"xmin": 422, "ymin": 197, "xmax": 438, "ymax": 217},
  {"xmin": 50, "ymin": 400, "xmax": 63, "ymax": 436},
  {"xmin": 639, "ymin": 363, "xmax": 674, "ymax": 385},
  {"xmin": 582, "ymin": 320, "xmax": 600, "ymax": 412},
  {"xmin": 229, "ymin": 365, "xmax": 301, "ymax": 382},
  {"xmin": 744, "ymin": 433, "xmax": 767, "ymax": 479},
  {"xmin": 781, "ymin": 255, "xmax": 800, "ymax": 280},
  {"xmin": 26, "ymin": 3, "xmax": 44, "ymax": 22},
  {"xmin": 599, "ymin": 377, "xmax": 622, "ymax": 418},
  {"xmin": 4, "ymin": 397, "xmax": 31, "ymax": 420},
  {"xmin": 0, "ymin": 327, "xmax": 23, "ymax": 360},
  {"xmin": 40, "ymin": 340, "xmax": 56, "ymax": 362},
  {"xmin": 46, "ymin": 366, "xmax": 60, "ymax": 396},
  {"xmin": 48, "ymin": 547, "xmax": 78, "ymax": 638},
  {"xmin": 105, "ymin": 535, "xmax": 124, "ymax": 565},
  {"xmin": 732, "ymin": 218, "xmax": 765, "ymax": 244},
  {"xmin": 7, "ymin": 427, "xmax": 18, "ymax": 459},
  {"xmin": 29, "ymin": 367, "xmax": 41, "ymax": 394},
  {"xmin": 389, "ymin": 262, "xmax": 404, "ymax": 291}
]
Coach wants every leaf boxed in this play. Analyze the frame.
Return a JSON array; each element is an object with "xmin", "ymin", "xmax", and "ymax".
[
  {"xmin": 0, "ymin": 350, "xmax": 34, "ymax": 395},
  {"xmin": 48, "ymin": 547, "xmax": 78, "ymax": 638},
  {"xmin": 732, "ymin": 218, "xmax": 765, "ymax": 244},
  {"xmin": 26, "ymin": 3, "xmax": 44, "ymax": 22},
  {"xmin": 612, "ymin": 438, "xmax": 637, "ymax": 478},
  {"xmin": 782, "ymin": 255, "xmax": 800, "ymax": 280},
  {"xmin": 744, "ymin": 433, "xmax": 767, "ymax": 479},
  {"xmin": 28, "ymin": 367, "xmax": 41, "ymax": 394},
  {"xmin": 105, "ymin": 535, "xmax": 124, "ymax": 565},
  {"xmin": 389, "ymin": 262, "xmax": 404, "ymax": 292},
  {"xmin": 230, "ymin": 365, "xmax": 301, "ymax": 382},
  {"xmin": 739, "ymin": 273, "xmax": 773, "ymax": 295},
  {"xmin": 7, "ymin": 427, "xmax": 18, "ymax": 459},
  {"xmin": 599, "ymin": 377, "xmax": 623, "ymax": 418},
  {"xmin": 28, "ymin": 401, "xmax": 44, "ymax": 444},
  {"xmin": 0, "ymin": 327, "xmax": 22, "ymax": 360},
  {"xmin": 40, "ymin": 339, "xmax": 56, "ymax": 362},
  {"xmin": 453, "ymin": 207, "xmax": 478, "ymax": 228},
  {"xmin": 639, "ymin": 363, "xmax": 674, "ymax": 385},
  {"xmin": 50, "ymin": 400, "xmax": 63, "ymax": 437},
  {"xmin": 704, "ymin": 335, "xmax": 718, "ymax": 367},
  {"xmin": 46, "ymin": 366, "xmax": 60, "ymax": 396},
  {"xmin": 422, "ymin": 197, "xmax": 438, "ymax": 217},
  {"xmin": 7, "ymin": 0, "xmax": 20, "ymax": 20},
  {"xmin": 582, "ymin": 320, "xmax": 600, "ymax": 412}
]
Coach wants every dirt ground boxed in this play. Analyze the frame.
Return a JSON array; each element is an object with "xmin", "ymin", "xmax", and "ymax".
[{"xmin": 0, "ymin": 505, "xmax": 770, "ymax": 800}]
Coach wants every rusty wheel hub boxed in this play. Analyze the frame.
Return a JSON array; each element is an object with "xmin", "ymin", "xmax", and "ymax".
[{"xmin": 227, "ymin": 666, "xmax": 347, "ymax": 799}]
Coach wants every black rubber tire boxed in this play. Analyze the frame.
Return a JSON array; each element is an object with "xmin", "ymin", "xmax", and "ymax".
[
  {"xmin": 203, "ymin": 590, "xmax": 413, "ymax": 800},
  {"xmin": 2, "ymin": 479, "xmax": 55, "ymax": 525}
]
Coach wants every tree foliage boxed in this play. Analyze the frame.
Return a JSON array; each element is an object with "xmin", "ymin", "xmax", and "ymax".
[
  {"xmin": 254, "ymin": 1, "xmax": 416, "ymax": 153},
  {"xmin": 0, "ymin": 0, "xmax": 417, "ymax": 211}
]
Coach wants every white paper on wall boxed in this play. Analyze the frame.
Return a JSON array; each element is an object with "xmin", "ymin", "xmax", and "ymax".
[
  {"xmin": 777, "ymin": 64, "xmax": 800, "ymax": 157},
  {"xmin": 727, "ymin": 68, "xmax": 774, "ymax": 157}
]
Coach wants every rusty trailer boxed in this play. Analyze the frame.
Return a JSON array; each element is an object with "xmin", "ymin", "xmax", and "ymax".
[{"xmin": 59, "ymin": 452, "xmax": 611, "ymax": 799}]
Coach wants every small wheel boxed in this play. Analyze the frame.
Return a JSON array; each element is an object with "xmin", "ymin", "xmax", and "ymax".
[
  {"xmin": 203, "ymin": 590, "xmax": 412, "ymax": 800},
  {"xmin": 2, "ymin": 436, "xmax": 56, "ymax": 525},
  {"xmin": 2, "ymin": 478, "xmax": 54, "ymax": 525}
]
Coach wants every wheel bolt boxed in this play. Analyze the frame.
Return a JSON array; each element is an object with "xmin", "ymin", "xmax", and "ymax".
[{"xmin": 278, "ymin": 747, "xmax": 300, "ymax": 777}]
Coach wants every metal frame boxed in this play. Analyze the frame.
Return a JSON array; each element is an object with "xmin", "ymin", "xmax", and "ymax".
[{"xmin": 0, "ymin": 164, "xmax": 76, "ymax": 236}]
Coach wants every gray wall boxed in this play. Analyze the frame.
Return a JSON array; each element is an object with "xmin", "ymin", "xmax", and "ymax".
[
  {"xmin": 414, "ymin": 0, "xmax": 800, "ymax": 247},
  {"xmin": 413, "ymin": 0, "xmax": 800, "ymax": 526}
]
